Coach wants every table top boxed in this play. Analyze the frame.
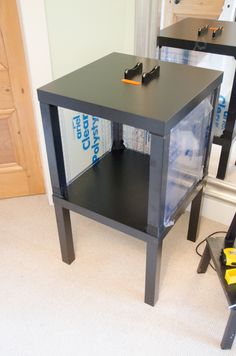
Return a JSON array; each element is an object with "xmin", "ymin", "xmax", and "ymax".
[
  {"xmin": 158, "ymin": 18, "xmax": 236, "ymax": 57},
  {"xmin": 38, "ymin": 53, "xmax": 222, "ymax": 136}
]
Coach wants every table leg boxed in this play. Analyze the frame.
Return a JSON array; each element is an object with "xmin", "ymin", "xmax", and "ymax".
[
  {"xmin": 187, "ymin": 187, "xmax": 203, "ymax": 242},
  {"xmin": 111, "ymin": 122, "xmax": 125, "ymax": 151},
  {"xmin": 221, "ymin": 309, "xmax": 236, "ymax": 350},
  {"xmin": 197, "ymin": 243, "xmax": 211, "ymax": 273},
  {"xmin": 54, "ymin": 204, "xmax": 75, "ymax": 264},
  {"xmin": 144, "ymin": 238, "xmax": 163, "ymax": 306},
  {"xmin": 216, "ymin": 139, "xmax": 232, "ymax": 180},
  {"xmin": 216, "ymin": 66, "xmax": 236, "ymax": 180},
  {"xmin": 158, "ymin": 46, "xmax": 162, "ymax": 60},
  {"xmin": 145, "ymin": 133, "xmax": 168, "ymax": 306}
]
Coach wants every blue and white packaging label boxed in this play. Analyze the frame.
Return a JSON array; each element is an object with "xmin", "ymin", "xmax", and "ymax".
[
  {"xmin": 123, "ymin": 125, "xmax": 151, "ymax": 154},
  {"xmin": 59, "ymin": 108, "xmax": 111, "ymax": 183}
]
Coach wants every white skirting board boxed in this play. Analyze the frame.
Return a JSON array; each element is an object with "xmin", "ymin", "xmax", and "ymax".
[
  {"xmin": 186, "ymin": 175, "xmax": 236, "ymax": 227},
  {"xmin": 202, "ymin": 175, "xmax": 236, "ymax": 226},
  {"xmin": 202, "ymin": 194, "xmax": 235, "ymax": 227}
]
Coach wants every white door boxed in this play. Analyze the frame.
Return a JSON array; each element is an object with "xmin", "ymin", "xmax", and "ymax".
[{"xmin": 163, "ymin": 0, "xmax": 224, "ymax": 27}]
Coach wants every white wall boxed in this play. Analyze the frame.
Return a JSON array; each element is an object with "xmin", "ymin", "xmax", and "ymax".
[
  {"xmin": 17, "ymin": 0, "xmax": 135, "ymax": 196},
  {"xmin": 44, "ymin": 0, "xmax": 135, "ymax": 183},
  {"xmin": 44, "ymin": 0, "xmax": 135, "ymax": 78}
]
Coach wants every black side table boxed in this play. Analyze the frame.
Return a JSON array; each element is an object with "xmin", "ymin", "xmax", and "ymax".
[
  {"xmin": 158, "ymin": 17, "xmax": 236, "ymax": 180},
  {"xmin": 38, "ymin": 52, "xmax": 222, "ymax": 306},
  {"xmin": 198, "ymin": 213, "xmax": 236, "ymax": 349},
  {"xmin": 198, "ymin": 236, "xmax": 236, "ymax": 349}
]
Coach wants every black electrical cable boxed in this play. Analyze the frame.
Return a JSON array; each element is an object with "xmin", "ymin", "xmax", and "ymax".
[{"xmin": 195, "ymin": 231, "xmax": 227, "ymax": 271}]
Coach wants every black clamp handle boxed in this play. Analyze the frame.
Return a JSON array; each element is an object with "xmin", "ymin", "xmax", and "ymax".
[
  {"xmin": 212, "ymin": 26, "xmax": 223, "ymax": 39},
  {"xmin": 124, "ymin": 62, "xmax": 143, "ymax": 80},
  {"xmin": 142, "ymin": 65, "xmax": 160, "ymax": 84},
  {"xmin": 198, "ymin": 25, "xmax": 209, "ymax": 37}
]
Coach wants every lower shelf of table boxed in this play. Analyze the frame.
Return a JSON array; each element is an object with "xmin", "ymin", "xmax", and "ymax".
[
  {"xmin": 66, "ymin": 149, "xmax": 150, "ymax": 233},
  {"xmin": 207, "ymin": 237, "xmax": 236, "ymax": 307}
]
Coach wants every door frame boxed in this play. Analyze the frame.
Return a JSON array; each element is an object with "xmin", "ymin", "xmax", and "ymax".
[
  {"xmin": 134, "ymin": 0, "xmax": 163, "ymax": 57},
  {"xmin": 16, "ymin": 0, "xmax": 53, "ymax": 201}
]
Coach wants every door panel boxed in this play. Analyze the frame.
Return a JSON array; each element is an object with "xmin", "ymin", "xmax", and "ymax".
[
  {"xmin": 0, "ymin": 118, "xmax": 16, "ymax": 164},
  {"xmin": 0, "ymin": 0, "xmax": 44, "ymax": 198},
  {"xmin": 0, "ymin": 109, "xmax": 25, "ymax": 166},
  {"xmin": 0, "ymin": 30, "xmax": 7, "ymax": 67},
  {"xmin": 0, "ymin": 68, "xmax": 14, "ymax": 108},
  {"xmin": 163, "ymin": 0, "xmax": 224, "ymax": 27}
]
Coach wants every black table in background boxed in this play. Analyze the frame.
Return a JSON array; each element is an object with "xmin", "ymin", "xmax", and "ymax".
[
  {"xmin": 198, "ymin": 213, "xmax": 236, "ymax": 349},
  {"xmin": 158, "ymin": 17, "xmax": 236, "ymax": 180}
]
